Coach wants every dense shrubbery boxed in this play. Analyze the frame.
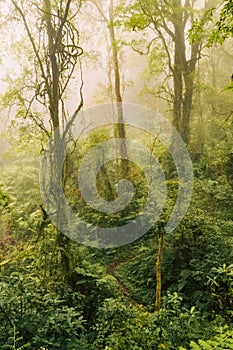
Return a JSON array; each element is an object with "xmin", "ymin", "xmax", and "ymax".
[
  {"xmin": 0, "ymin": 127, "xmax": 232, "ymax": 349},
  {"xmin": 0, "ymin": 159, "xmax": 232, "ymax": 348}
]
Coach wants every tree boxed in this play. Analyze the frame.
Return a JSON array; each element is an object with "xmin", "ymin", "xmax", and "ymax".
[
  {"xmin": 122, "ymin": 0, "xmax": 204, "ymax": 312},
  {"xmin": 189, "ymin": 0, "xmax": 233, "ymax": 185},
  {"xmin": 89, "ymin": 0, "xmax": 128, "ymax": 178},
  {"xmin": 125, "ymin": 0, "xmax": 203, "ymax": 144},
  {"xmin": 7, "ymin": 0, "xmax": 84, "ymax": 282}
]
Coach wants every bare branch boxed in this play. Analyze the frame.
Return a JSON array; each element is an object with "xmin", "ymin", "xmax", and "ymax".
[
  {"xmin": 155, "ymin": 26, "xmax": 174, "ymax": 74},
  {"xmin": 131, "ymin": 36, "xmax": 159, "ymax": 55},
  {"xmin": 161, "ymin": 17, "xmax": 175, "ymax": 40},
  {"xmin": 89, "ymin": 0, "xmax": 109, "ymax": 23},
  {"xmin": 10, "ymin": 0, "xmax": 52, "ymax": 103}
]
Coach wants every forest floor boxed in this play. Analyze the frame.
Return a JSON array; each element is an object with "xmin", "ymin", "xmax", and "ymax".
[{"xmin": 107, "ymin": 258, "xmax": 138, "ymax": 305}]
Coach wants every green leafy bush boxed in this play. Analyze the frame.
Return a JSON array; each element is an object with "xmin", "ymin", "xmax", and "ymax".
[
  {"xmin": 180, "ymin": 327, "xmax": 233, "ymax": 349},
  {"xmin": 0, "ymin": 272, "xmax": 86, "ymax": 349}
]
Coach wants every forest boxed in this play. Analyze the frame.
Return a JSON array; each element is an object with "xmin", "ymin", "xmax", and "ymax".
[{"xmin": 0, "ymin": 0, "xmax": 232, "ymax": 349}]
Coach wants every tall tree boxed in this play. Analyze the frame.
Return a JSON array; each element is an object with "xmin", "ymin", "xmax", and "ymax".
[
  {"xmin": 126, "ymin": 0, "xmax": 204, "ymax": 144},
  {"xmin": 8, "ymin": 0, "xmax": 83, "ymax": 282},
  {"xmin": 90, "ymin": 0, "xmax": 128, "ymax": 178}
]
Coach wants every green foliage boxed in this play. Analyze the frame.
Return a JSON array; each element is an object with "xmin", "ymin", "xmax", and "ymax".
[
  {"xmin": 212, "ymin": 0, "xmax": 233, "ymax": 43},
  {"xmin": 189, "ymin": 7, "xmax": 216, "ymax": 44},
  {"xmin": 225, "ymin": 153, "xmax": 233, "ymax": 189},
  {"xmin": 181, "ymin": 327, "xmax": 233, "ymax": 349},
  {"xmin": 113, "ymin": 244, "xmax": 156, "ymax": 308},
  {"xmin": 0, "ymin": 1, "xmax": 233, "ymax": 349},
  {"xmin": 64, "ymin": 127, "xmax": 150, "ymax": 231},
  {"xmin": 1, "ymin": 90, "xmax": 232, "ymax": 349},
  {"xmin": 0, "ymin": 271, "xmax": 85, "ymax": 349},
  {"xmin": 2, "ymin": 326, "xmax": 30, "ymax": 350},
  {"xmin": 0, "ymin": 185, "xmax": 10, "ymax": 209},
  {"xmin": 190, "ymin": 0, "xmax": 233, "ymax": 45},
  {"xmin": 207, "ymin": 264, "xmax": 233, "ymax": 318},
  {"xmin": 91, "ymin": 293, "xmax": 209, "ymax": 350},
  {"xmin": 112, "ymin": 207, "xmax": 233, "ymax": 318}
]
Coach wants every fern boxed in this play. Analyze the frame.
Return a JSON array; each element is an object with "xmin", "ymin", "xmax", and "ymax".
[
  {"xmin": 187, "ymin": 329, "xmax": 233, "ymax": 349},
  {"xmin": 3, "ymin": 326, "xmax": 30, "ymax": 350}
]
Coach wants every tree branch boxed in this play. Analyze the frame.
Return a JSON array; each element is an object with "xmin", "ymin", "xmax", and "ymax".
[
  {"xmin": 89, "ymin": 0, "xmax": 109, "ymax": 23},
  {"xmin": 131, "ymin": 36, "xmax": 159, "ymax": 55},
  {"xmin": 62, "ymin": 58, "xmax": 84, "ymax": 142},
  {"xmin": 11, "ymin": 0, "xmax": 52, "ymax": 103},
  {"xmin": 54, "ymin": 0, "xmax": 72, "ymax": 50}
]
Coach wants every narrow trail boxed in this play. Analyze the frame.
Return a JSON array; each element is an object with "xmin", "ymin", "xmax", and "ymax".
[{"xmin": 107, "ymin": 258, "xmax": 139, "ymax": 305}]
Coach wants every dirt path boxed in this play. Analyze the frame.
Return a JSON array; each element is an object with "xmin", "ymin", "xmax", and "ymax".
[{"xmin": 107, "ymin": 258, "xmax": 138, "ymax": 305}]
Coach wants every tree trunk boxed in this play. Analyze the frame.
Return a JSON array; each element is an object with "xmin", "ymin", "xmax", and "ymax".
[
  {"xmin": 108, "ymin": 0, "xmax": 128, "ymax": 178},
  {"xmin": 172, "ymin": 23, "xmax": 200, "ymax": 144},
  {"xmin": 43, "ymin": 0, "xmax": 72, "ymax": 283},
  {"xmin": 155, "ymin": 226, "xmax": 164, "ymax": 312},
  {"xmin": 182, "ymin": 42, "xmax": 200, "ymax": 144},
  {"xmin": 173, "ymin": 17, "xmax": 185, "ymax": 133},
  {"xmin": 43, "ymin": 0, "xmax": 59, "ymax": 130}
]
